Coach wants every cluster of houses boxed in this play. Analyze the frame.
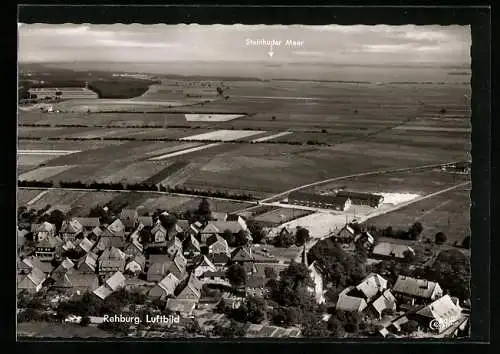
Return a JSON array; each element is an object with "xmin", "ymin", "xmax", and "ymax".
[
  {"xmin": 334, "ymin": 273, "xmax": 468, "ymax": 337},
  {"xmin": 17, "ymin": 208, "xmax": 330, "ymax": 317}
]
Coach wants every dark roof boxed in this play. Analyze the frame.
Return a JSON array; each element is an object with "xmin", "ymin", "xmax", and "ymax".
[
  {"xmin": 210, "ymin": 253, "xmax": 230, "ymax": 265},
  {"xmin": 231, "ymin": 247, "xmax": 254, "ymax": 262},
  {"xmin": 288, "ymin": 191, "xmax": 349, "ymax": 206},
  {"xmin": 335, "ymin": 191, "xmax": 383, "ymax": 203},
  {"xmin": 75, "ymin": 217, "xmax": 101, "ymax": 228}
]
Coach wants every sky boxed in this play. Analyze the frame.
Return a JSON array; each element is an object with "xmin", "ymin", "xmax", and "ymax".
[{"xmin": 18, "ymin": 24, "xmax": 471, "ymax": 65}]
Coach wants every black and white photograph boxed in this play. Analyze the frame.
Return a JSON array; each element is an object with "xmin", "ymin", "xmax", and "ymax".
[{"xmin": 17, "ymin": 20, "xmax": 473, "ymax": 340}]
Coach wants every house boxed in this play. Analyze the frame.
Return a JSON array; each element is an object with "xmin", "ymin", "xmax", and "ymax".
[
  {"xmin": 97, "ymin": 247, "xmax": 126, "ymax": 275},
  {"xmin": 137, "ymin": 216, "xmax": 154, "ymax": 228},
  {"xmin": 231, "ymin": 246, "xmax": 256, "ymax": 274},
  {"xmin": 21, "ymin": 256, "xmax": 54, "ymax": 274},
  {"xmin": 119, "ymin": 208, "xmax": 139, "ymax": 230},
  {"xmin": 104, "ymin": 219, "xmax": 126, "ymax": 238},
  {"xmin": 333, "ymin": 224, "xmax": 357, "ymax": 243},
  {"xmin": 166, "ymin": 237, "xmax": 183, "ymax": 258},
  {"xmin": 75, "ymin": 237, "xmax": 95, "ymax": 254},
  {"xmin": 32, "ymin": 222, "xmax": 56, "ymax": 241},
  {"xmin": 147, "ymin": 253, "xmax": 186, "ymax": 282},
  {"xmin": 74, "ymin": 217, "xmax": 101, "ymax": 231},
  {"xmin": 175, "ymin": 273, "xmax": 202, "ymax": 301},
  {"xmin": 151, "ymin": 223, "xmax": 168, "ymax": 243},
  {"xmin": 52, "ymin": 257, "xmax": 75, "ymax": 275},
  {"xmin": 87, "ymin": 226, "xmax": 103, "ymax": 241},
  {"xmin": 371, "ymin": 242, "xmax": 415, "ymax": 261},
  {"xmin": 93, "ymin": 271, "xmax": 126, "ymax": 300},
  {"xmin": 62, "ymin": 240, "xmax": 76, "ymax": 252},
  {"xmin": 125, "ymin": 254, "xmax": 146, "ymax": 274},
  {"xmin": 94, "ymin": 232, "xmax": 126, "ymax": 251},
  {"xmin": 183, "ymin": 234, "xmax": 201, "ymax": 258},
  {"xmin": 17, "ymin": 257, "xmax": 32, "ymax": 275},
  {"xmin": 211, "ymin": 212, "xmax": 228, "ymax": 221},
  {"xmin": 348, "ymin": 273, "xmax": 388, "ymax": 302},
  {"xmin": 300, "ymin": 244, "xmax": 325, "ymax": 304},
  {"xmin": 76, "ymin": 252, "xmax": 98, "ymax": 274},
  {"xmin": 17, "ymin": 267, "xmax": 46, "ymax": 293},
  {"xmin": 414, "ymin": 295, "xmax": 463, "ymax": 334},
  {"xmin": 392, "ymin": 275, "xmax": 443, "ymax": 305},
  {"xmin": 35, "ymin": 236, "xmax": 63, "ymax": 262},
  {"xmin": 192, "ymin": 255, "xmax": 217, "ymax": 277},
  {"xmin": 123, "ymin": 240, "xmax": 144, "ymax": 257},
  {"xmin": 210, "ymin": 253, "xmax": 231, "ymax": 270},
  {"xmin": 59, "ymin": 219, "xmax": 83, "ymax": 242},
  {"xmin": 367, "ymin": 289, "xmax": 397, "ymax": 319},
  {"xmin": 51, "ymin": 270, "xmax": 99, "ymax": 293},
  {"xmin": 207, "ymin": 235, "xmax": 229, "ymax": 255},
  {"xmin": 336, "ymin": 286, "xmax": 368, "ymax": 312},
  {"xmin": 148, "ymin": 273, "xmax": 180, "ymax": 299},
  {"xmin": 189, "ymin": 221, "xmax": 203, "ymax": 236},
  {"xmin": 17, "ymin": 229, "xmax": 28, "ymax": 251},
  {"xmin": 199, "ymin": 270, "xmax": 227, "ymax": 285},
  {"xmin": 335, "ymin": 191, "xmax": 384, "ymax": 208},
  {"xmin": 245, "ymin": 276, "xmax": 269, "ymax": 297},
  {"xmin": 354, "ymin": 231, "xmax": 375, "ymax": 251},
  {"xmin": 166, "ymin": 298, "xmax": 197, "ymax": 317},
  {"xmin": 287, "ymin": 191, "xmax": 351, "ymax": 211},
  {"xmin": 200, "ymin": 220, "xmax": 249, "ymax": 244}
]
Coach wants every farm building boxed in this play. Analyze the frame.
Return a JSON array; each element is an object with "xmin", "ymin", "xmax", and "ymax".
[
  {"xmin": 286, "ymin": 191, "xmax": 351, "ymax": 211},
  {"xmin": 231, "ymin": 246, "xmax": 256, "ymax": 275},
  {"xmin": 76, "ymin": 252, "xmax": 98, "ymax": 274},
  {"xmin": 333, "ymin": 224, "xmax": 357, "ymax": 243},
  {"xmin": 165, "ymin": 299, "xmax": 197, "ymax": 317},
  {"xmin": 59, "ymin": 219, "xmax": 84, "ymax": 242},
  {"xmin": 366, "ymin": 289, "xmax": 397, "ymax": 319},
  {"xmin": 199, "ymin": 220, "xmax": 249, "ymax": 244},
  {"xmin": 51, "ymin": 270, "xmax": 99, "ymax": 293},
  {"xmin": 74, "ymin": 217, "xmax": 101, "ymax": 230},
  {"xmin": 207, "ymin": 235, "xmax": 230, "ymax": 255},
  {"xmin": 413, "ymin": 295, "xmax": 463, "ymax": 334},
  {"xmin": 125, "ymin": 254, "xmax": 146, "ymax": 274},
  {"xmin": 75, "ymin": 237, "xmax": 95, "ymax": 254},
  {"xmin": 192, "ymin": 255, "xmax": 217, "ymax": 278},
  {"xmin": 17, "ymin": 267, "xmax": 46, "ymax": 293},
  {"xmin": 35, "ymin": 236, "xmax": 63, "ymax": 262},
  {"xmin": 93, "ymin": 271, "xmax": 126, "ymax": 300},
  {"xmin": 183, "ymin": 234, "xmax": 201, "ymax": 258},
  {"xmin": 392, "ymin": 275, "xmax": 443, "ymax": 306},
  {"xmin": 21, "ymin": 256, "xmax": 54, "ymax": 274},
  {"xmin": 119, "ymin": 208, "xmax": 139, "ymax": 230},
  {"xmin": 245, "ymin": 276, "xmax": 270, "ymax": 297},
  {"xmin": 32, "ymin": 222, "xmax": 56, "ymax": 242},
  {"xmin": 174, "ymin": 273, "xmax": 202, "ymax": 301},
  {"xmin": 97, "ymin": 247, "xmax": 126, "ymax": 276},
  {"xmin": 148, "ymin": 273, "xmax": 180, "ymax": 299},
  {"xmin": 335, "ymin": 191, "xmax": 384, "ymax": 208},
  {"xmin": 371, "ymin": 242, "xmax": 415, "ymax": 261},
  {"xmin": 336, "ymin": 287, "xmax": 368, "ymax": 312}
]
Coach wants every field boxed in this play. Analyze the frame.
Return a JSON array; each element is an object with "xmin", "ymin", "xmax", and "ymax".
[
  {"xmin": 17, "ymin": 74, "xmax": 471, "ymax": 222},
  {"xmin": 253, "ymin": 207, "xmax": 313, "ymax": 225},
  {"xmin": 312, "ymin": 169, "xmax": 471, "ymax": 196},
  {"xmin": 17, "ymin": 321, "xmax": 114, "ymax": 338},
  {"xmin": 363, "ymin": 186, "xmax": 471, "ymax": 245}
]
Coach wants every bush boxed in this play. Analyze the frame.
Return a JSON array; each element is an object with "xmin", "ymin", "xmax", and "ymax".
[
  {"xmin": 435, "ymin": 232, "xmax": 447, "ymax": 245},
  {"xmin": 400, "ymin": 320, "xmax": 419, "ymax": 333},
  {"xmin": 80, "ymin": 316, "xmax": 91, "ymax": 326}
]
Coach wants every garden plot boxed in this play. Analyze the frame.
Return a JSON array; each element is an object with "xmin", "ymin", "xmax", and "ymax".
[
  {"xmin": 149, "ymin": 143, "xmax": 221, "ymax": 161},
  {"xmin": 251, "ymin": 131, "xmax": 293, "ymax": 142},
  {"xmin": 185, "ymin": 114, "xmax": 245, "ymax": 122},
  {"xmin": 145, "ymin": 142, "xmax": 204, "ymax": 157},
  {"xmin": 99, "ymin": 161, "xmax": 176, "ymax": 184},
  {"xmin": 180, "ymin": 130, "xmax": 266, "ymax": 142},
  {"xmin": 18, "ymin": 165, "xmax": 76, "ymax": 181},
  {"xmin": 269, "ymin": 212, "xmax": 349, "ymax": 239}
]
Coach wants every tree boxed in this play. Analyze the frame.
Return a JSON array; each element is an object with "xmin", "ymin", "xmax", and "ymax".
[
  {"xmin": 264, "ymin": 267, "xmax": 277, "ymax": 280},
  {"xmin": 274, "ymin": 228, "xmax": 295, "ymax": 248},
  {"xmin": 47, "ymin": 209, "xmax": 66, "ymax": 232},
  {"xmin": 235, "ymin": 230, "xmax": 249, "ymax": 247},
  {"xmin": 247, "ymin": 220, "xmax": 266, "ymax": 244},
  {"xmin": 327, "ymin": 316, "xmax": 344, "ymax": 335},
  {"xmin": 408, "ymin": 222, "xmax": 424, "ymax": 240},
  {"xmin": 300, "ymin": 311, "xmax": 330, "ymax": 337},
  {"xmin": 462, "ymin": 236, "xmax": 471, "ymax": 249},
  {"xmin": 435, "ymin": 232, "xmax": 447, "ymax": 245},
  {"xmin": 216, "ymin": 87, "xmax": 223, "ymax": 96},
  {"xmin": 423, "ymin": 249, "xmax": 471, "ymax": 300},
  {"xmin": 295, "ymin": 226, "xmax": 310, "ymax": 246},
  {"xmin": 238, "ymin": 296, "xmax": 267, "ymax": 324},
  {"xmin": 197, "ymin": 198, "xmax": 211, "ymax": 217},
  {"xmin": 308, "ymin": 238, "xmax": 366, "ymax": 288},
  {"xmin": 222, "ymin": 229, "xmax": 236, "ymax": 246},
  {"xmin": 80, "ymin": 316, "xmax": 91, "ymax": 326},
  {"xmin": 271, "ymin": 262, "xmax": 316, "ymax": 309},
  {"xmin": 400, "ymin": 320, "xmax": 419, "ymax": 334},
  {"xmin": 159, "ymin": 213, "xmax": 177, "ymax": 229},
  {"xmin": 226, "ymin": 264, "xmax": 247, "ymax": 288}
]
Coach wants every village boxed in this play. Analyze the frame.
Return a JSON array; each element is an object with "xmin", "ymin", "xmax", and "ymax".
[{"xmin": 17, "ymin": 196, "xmax": 470, "ymax": 339}]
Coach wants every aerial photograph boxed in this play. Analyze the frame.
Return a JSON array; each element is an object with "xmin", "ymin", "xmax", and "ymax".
[{"xmin": 17, "ymin": 24, "xmax": 471, "ymax": 339}]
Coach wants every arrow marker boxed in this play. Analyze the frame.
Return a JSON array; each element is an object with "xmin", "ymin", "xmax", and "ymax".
[{"xmin": 268, "ymin": 44, "xmax": 274, "ymax": 57}]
